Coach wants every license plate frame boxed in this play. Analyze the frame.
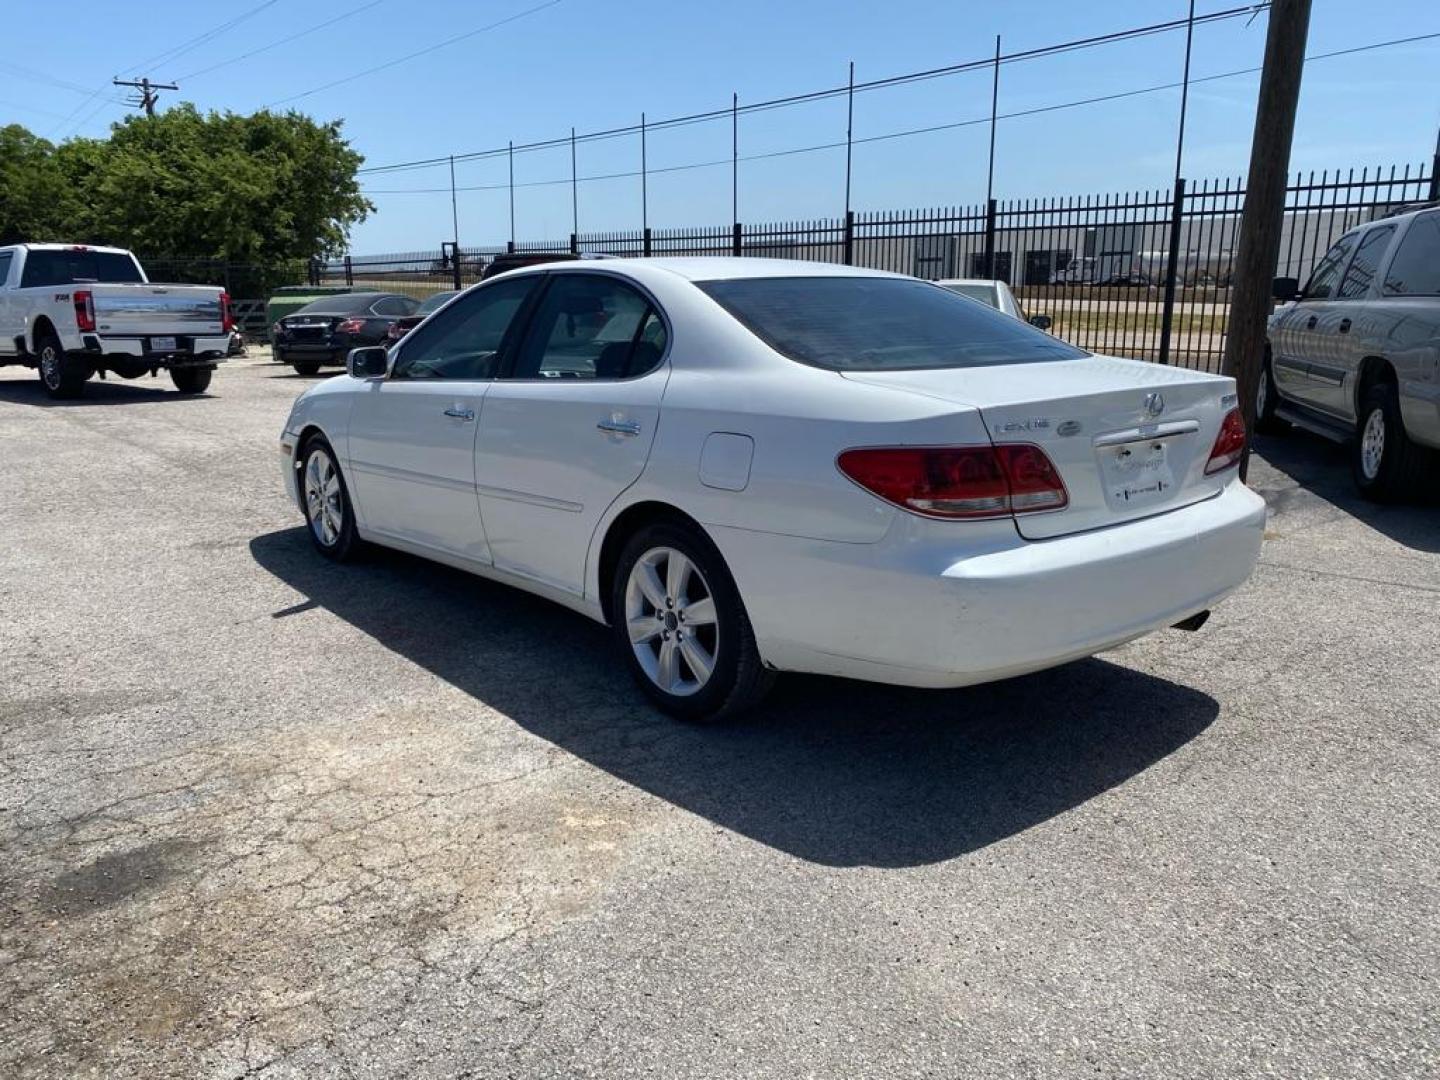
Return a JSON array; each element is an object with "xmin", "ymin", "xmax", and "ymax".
[
  {"xmin": 150, "ymin": 335, "xmax": 178, "ymax": 353},
  {"xmin": 1099, "ymin": 438, "xmax": 1177, "ymax": 509}
]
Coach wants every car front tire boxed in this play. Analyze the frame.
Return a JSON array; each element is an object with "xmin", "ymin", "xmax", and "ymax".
[
  {"xmin": 1353, "ymin": 381, "xmax": 1432, "ymax": 502},
  {"xmin": 611, "ymin": 520, "xmax": 774, "ymax": 722},
  {"xmin": 299, "ymin": 436, "xmax": 360, "ymax": 560},
  {"xmin": 1254, "ymin": 351, "xmax": 1289, "ymax": 435}
]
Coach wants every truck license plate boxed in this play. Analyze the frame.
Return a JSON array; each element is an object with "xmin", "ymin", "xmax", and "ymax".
[{"xmin": 151, "ymin": 336, "xmax": 177, "ymax": 352}]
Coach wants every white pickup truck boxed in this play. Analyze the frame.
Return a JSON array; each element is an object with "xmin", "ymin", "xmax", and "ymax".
[{"xmin": 0, "ymin": 243, "xmax": 233, "ymax": 399}]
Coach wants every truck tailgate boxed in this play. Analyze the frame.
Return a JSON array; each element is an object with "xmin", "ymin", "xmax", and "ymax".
[{"xmin": 92, "ymin": 285, "xmax": 225, "ymax": 338}]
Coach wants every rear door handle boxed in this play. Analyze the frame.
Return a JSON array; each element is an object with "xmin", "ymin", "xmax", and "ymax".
[
  {"xmin": 1338, "ymin": 317, "xmax": 1352, "ymax": 334},
  {"xmin": 1305, "ymin": 315, "xmax": 1318, "ymax": 330},
  {"xmin": 443, "ymin": 406, "xmax": 475, "ymax": 421},
  {"xmin": 597, "ymin": 418, "xmax": 641, "ymax": 436}
]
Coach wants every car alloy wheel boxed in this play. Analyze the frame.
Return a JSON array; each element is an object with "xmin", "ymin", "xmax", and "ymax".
[
  {"xmin": 1255, "ymin": 363, "xmax": 1268, "ymax": 419},
  {"xmin": 624, "ymin": 546, "xmax": 719, "ymax": 697},
  {"xmin": 304, "ymin": 446, "xmax": 344, "ymax": 547},
  {"xmin": 1359, "ymin": 406, "xmax": 1385, "ymax": 481}
]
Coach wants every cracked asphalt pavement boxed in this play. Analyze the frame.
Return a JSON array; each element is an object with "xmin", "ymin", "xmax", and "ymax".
[{"xmin": 1, "ymin": 356, "xmax": 1436, "ymax": 1078}]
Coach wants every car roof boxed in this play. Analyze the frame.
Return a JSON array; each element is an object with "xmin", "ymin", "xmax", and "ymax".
[
  {"xmin": 496, "ymin": 256, "xmax": 912, "ymax": 284},
  {"xmin": 3, "ymin": 243, "xmax": 134, "ymax": 255}
]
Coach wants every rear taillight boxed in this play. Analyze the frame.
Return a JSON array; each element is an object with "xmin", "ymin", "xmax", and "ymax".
[
  {"xmin": 837, "ymin": 444, "xmax": 1068, "ymax": 519},
  {"xmin": 73, "ymin": 290, "xmax": 96, "ymax": 332},
  {"xmin": 219, "ymin": 290, "xmax": 234, "ymax": 332},
  {"xmin": 1205, "ymin": 408, "xmax": 1246, "ymax": 475},
  {"xmin": 336, "ymin": 318, "xmax": 366, "ymax": 335}
]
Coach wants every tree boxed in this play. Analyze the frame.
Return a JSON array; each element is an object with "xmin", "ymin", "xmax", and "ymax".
[
  {"xmin": 0, "ymin": 106, "xmax": 372, "ymax": 276},
  {"xmin": 0, "ymin": 126, "xmax": 82, "ymax": 244}
]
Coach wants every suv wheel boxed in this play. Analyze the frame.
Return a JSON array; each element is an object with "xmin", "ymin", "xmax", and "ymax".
[
  {"xmin": 1353, "ymin": 381, "xmax": 1433, "ymax": 502},
  {"xmin": 35, "ymin": 331, "xmax": 90, "ymax": 399}
]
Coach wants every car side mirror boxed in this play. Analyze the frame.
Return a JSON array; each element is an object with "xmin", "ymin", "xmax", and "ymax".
[
  {"xmin": 347, "ymin": 346, "xmax": 389, "ymax": 379},
  {"xmin": 1028, "ymin": 313, "xmax": 1053, "ymax": 331},
  {"xmin": 1272, "ymin": 276, "xmax": 1300, "ymax": 301}
]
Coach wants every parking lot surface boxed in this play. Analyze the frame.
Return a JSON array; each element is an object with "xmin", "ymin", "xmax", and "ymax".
[{"xmin": 1, "ymin": 357, "xmax": 1436, "ymax": 1079}]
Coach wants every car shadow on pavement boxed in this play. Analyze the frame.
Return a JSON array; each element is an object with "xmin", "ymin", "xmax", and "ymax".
[
  {"xmin": 1252, "ymin": 433, "xmax": 1439, "ymax": 553},
  {"xmin": 0, "ymin": 376, "xmax": 209, "ymax": 406},
  {"xmin": 251, "ymin": 527, "xmax": 1219, "ymax": 869}
]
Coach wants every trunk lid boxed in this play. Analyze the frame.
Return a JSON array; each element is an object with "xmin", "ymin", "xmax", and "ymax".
[
  {"xmin": 842, "ymin": 354, "xmax": 1237, "ymax": 539},
  {"xmin": 91, "ymin": 283, "xmax": 225, "ymax": 338},
  {"xmin": 280, "ymin": 313, "xmax": 342, "ymax": 342}
]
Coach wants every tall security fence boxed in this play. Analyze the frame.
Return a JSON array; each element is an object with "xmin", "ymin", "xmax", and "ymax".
[{"xmin": 156, "ymin": 160, "xmax": 1436, "ymax": 368}]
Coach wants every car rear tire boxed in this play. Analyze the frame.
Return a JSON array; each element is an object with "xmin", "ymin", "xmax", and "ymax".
[
  {"xmin": 1353, "ymin": 380, "xmax": 1432, "ymax": 502},
  {"xmin": 611, "ymin": 520, "xmax": 774, "ymax": 722},
  {"xmin": 292, "ymin": 360, "xmax": 322, "ymax": 376},
  {"xmin": 170, "ymin": 367, "xmax": 212, "ymax": 394},
  {"xmin": 300, "ymin": 435, "xmax": 360, "ymax": 561},
  {"xmin": 1254, "ymin": 351, "xmax": 1289, "ymax": 435},
  {"xmin": 35, "ymin": 330, "xmax": 90, "ymax": 399}
]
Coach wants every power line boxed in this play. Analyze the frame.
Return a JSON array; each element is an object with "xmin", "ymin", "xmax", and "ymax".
[
  {"xmin": 120, "ymin": 0, "xmax": 283, "ymax": 78},
  {"xmin": 266, "ymin": 0, "xmax": 567, "ymax": 107},
  {"xmin": 357, "ymin": 3, "xmax": 1271, "ymax": 177},
  {"xmin": 362, "ymin": 31, "xmax": 1439, "ymax": 198},
  {"xmin": 176, "ymin": 0, "xmax": 388, "ymax": 83}
]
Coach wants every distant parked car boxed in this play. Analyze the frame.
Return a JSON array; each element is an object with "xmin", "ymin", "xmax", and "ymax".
[
  {"xmin": 482, "ymin": 252, "xmax": 584, "ymax": 279},
  {"xmin": 938, "ymin": 278, "xmax": 1052, "ymax": 329},
  {"xmin": 272, "ymin": 292, "xmax": 418, "ymax": 374},
  {"xmin": 1261, "ymin": 204, "xmax": 1440, "ymax": 501},
  {"xmin": 386, "ymin": 290, "xmax": 457, "ymax": 344}
]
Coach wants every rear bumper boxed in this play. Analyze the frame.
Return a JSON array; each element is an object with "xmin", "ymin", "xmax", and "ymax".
[
  {"xmin": 711, "ymin": 479, "xmax": 1267, "ymax": 688},
  {"xmin": 82, "ymin": 335, "xmax": 230, "ymax": 363}
]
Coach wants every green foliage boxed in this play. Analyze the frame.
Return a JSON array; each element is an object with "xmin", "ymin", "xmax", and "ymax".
[{"xmin": 0, "ymin": 106, "xmax": 372, "ymax": 272}]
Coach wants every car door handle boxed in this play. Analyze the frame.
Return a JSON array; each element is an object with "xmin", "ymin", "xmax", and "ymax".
[
  {"xmin": 1338, "ymin": 317, "xmax": 1352, "ymax": 334},
  {"xmin": 443, "ymin": 406, "xmax": 475, "ymax": 421},
  {"xmin": 1305, "ymin": 315, "xmax": 1318, "ymax": 330},
  {"xmin": 596, "ymin": 418, "xmax": 641, "ymax": 436}
]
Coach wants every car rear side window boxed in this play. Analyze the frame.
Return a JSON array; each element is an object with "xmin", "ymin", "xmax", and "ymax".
[
  {"xmin": 20, "ymin": 250, "xmax": 144, "ymax": 287},
  {"xmin": 697, "ymin": 276, "xmax": 1084, "ymax": 371},
  {"xmin": 1383, "ymin": 212, "xmax": 1440, "ymax": 296},
  {"xmin": 508, "ymin": 274, "xmax": 663, "ymax": 379},
  {"xmin": 1337, "ymin": 225, "xmax": 1393, "ymax": 299},
  {"xmin": 0, "ymin": 252, "xmax": 12, "ymax": 287}
]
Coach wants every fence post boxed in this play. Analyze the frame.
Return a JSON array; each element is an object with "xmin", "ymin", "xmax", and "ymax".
[
  {"xmin": 1430, "ymin": 126, "xmax": 1439, "ymax": 201},
  {"xmin": 1158, "ymin": 177, "xmax": 1187, "ymax": 366},
  {"xmin": 843, "ymin": 211, "xmax": 855, "ymax": 266},
  {"xmin": 507, "ymin": 240, "xmax": 515, "ymax": 254},
  {"xmin": 343, "ymin": 255, "xmax": 353, "ymax": 287},
  {"xmin": 982, "ymin": 199, "xmax": 997, "ymax": 278},
  {"xmin": 452, "ymin": 248, "xmax": 462, "ymax": 291},
  {"xmin": 570, "ymin": 232, "xmax": 578, "ymax": 255},
  {"xmin": 643, "ymin": 227, "xmax": 653, "ymax": 257},
  {"xmin": 732, "ymin": 222, "xmax": 742, "ymax": 257}
]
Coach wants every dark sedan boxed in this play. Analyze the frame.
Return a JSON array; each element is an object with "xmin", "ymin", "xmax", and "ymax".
[
  {"xmin": 385, "ymin": 290, "xmax": 457, "ymax": 345},
  {"xmin": 272, "ymin": 292, "xmax": 419, "ymax": 374}
]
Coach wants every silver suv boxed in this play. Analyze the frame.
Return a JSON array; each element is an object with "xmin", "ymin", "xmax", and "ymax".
[{"xmin": 1261, "ymin": 205, "xmax": 1440, "ymax": 500}]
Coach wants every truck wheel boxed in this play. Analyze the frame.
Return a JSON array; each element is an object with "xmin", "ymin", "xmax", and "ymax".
[
  {"xmin": 35, "ymin": 331, "xmax": 90, "ymax": 399},
  {"xmin": 292, "ymin": 360, "xmax": 321, "ymax": 376},
  {"xmin": 1254, "ymin": 352, "xmax": 1289, "ymax": 435},
  {"xmin": 171, "ymin": 367, "xmax": 213, "ymax": 394},
  {"xmin": 1353, "ymin": 381, "xmax": 1432, "ymax": 502}
]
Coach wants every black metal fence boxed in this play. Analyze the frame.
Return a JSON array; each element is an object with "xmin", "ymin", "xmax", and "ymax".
[{"xmin": 181, "ymin": 161, "xmax": 1436, "ymax": 367}]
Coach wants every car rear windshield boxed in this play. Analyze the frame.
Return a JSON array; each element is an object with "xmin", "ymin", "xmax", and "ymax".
[
  {"xmin": 21, "ymin": 249, "xmax": 143, "ymax": 286},
  {"xmin": 295, "ymin": 295, "xmax": 381, "ymax": 314},
  {"xmin": 942, "ymin": 283, "xmax": 999, "ymax": 307},
  {"xmin": 697, "ymin": 277, "xmax": 1085, "ymax": 370},
  {"xmin": 417, "ymin": 291, "xmax": 456, "ymax": 314}
]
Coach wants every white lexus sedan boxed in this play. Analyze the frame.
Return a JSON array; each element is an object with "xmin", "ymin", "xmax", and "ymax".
[{"xmin": 279, "ymin": 258, "xmax": 1265, "ymax": 720}]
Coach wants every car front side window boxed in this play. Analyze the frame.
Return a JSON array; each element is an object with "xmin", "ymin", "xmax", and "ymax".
[
  {"xmin": 1337, "ymin": 226, "xmax": 1394, "ymax": 299},
  {"xmin": 1301, "ymin": 235, "xmax": 1356, "ymax": 300},
  {"xmin": 391, "ymin": 277, "xmax": 537, "ymax": 381}
]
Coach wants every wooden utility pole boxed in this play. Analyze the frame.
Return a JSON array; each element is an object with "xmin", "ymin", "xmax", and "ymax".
[
  {"xmin": 1221, "ymin": 0, "xmax": 1312, "ymax": 480},
  {"xmin": 112, "ymin": 77, "xmax": 178, "ymax": 117}
]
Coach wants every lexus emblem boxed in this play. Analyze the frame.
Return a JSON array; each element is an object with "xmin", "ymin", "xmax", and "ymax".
[{"xmin": 1143, "ymin": 392, "xmax": 1165, "ymax": 417}]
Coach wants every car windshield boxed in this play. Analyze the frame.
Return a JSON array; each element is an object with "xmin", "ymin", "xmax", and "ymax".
[
  {"xmin": 417, "ymin": 291, "xmax": 456, "ymax": 314},
  {"xmin": 698, "ymin": 276, "xmax": 1085, "ymax": 371},
  {"xmin": 295, "ymin": 295, "xmax": 381, "ymax": 315},
  {"xmin": 942, "ymin": 283, "xmax": 1000, "ymax": 308}
]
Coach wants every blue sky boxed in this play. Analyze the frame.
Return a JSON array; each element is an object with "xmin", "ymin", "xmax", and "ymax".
[{"xmin": 6, "ymin": 1, "xmax": 1439, "ymax": 252}]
